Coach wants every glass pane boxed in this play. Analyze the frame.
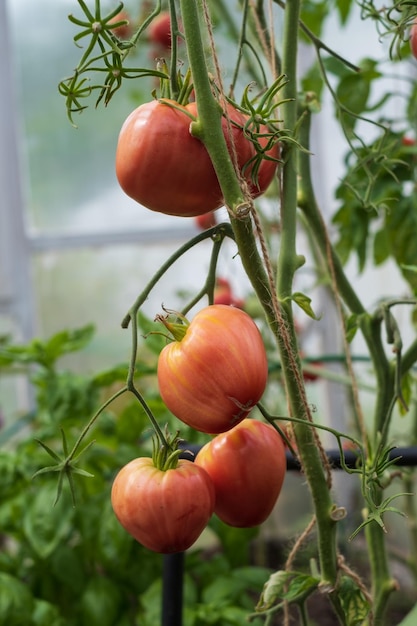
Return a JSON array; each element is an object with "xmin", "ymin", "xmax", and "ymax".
[
  {"xmin": 33, "ymin": 236, "xmax": 245, "ymax": 371},
  {"xmin": 6, "ymin": 0, "xmax": 188, "ymax": 235}
]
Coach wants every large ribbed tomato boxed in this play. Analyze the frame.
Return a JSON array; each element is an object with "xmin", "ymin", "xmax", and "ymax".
[
  {"xmin": 157, "ymin": 304, "xmax": 268, "ymax": 434},
  {"xmin": 115, "ymin": 99, "xmax": 279, "ymax": 217},
  {"xmin": 195, "ymin": 419, "xmax": 286, "ymax": 527},
  {"xmin": 111, "ymin": 457, "xmax": 215, "ymax": 553}
]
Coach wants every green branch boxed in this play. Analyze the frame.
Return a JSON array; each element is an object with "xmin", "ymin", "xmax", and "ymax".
[{"xmin": 276, "ymin": 3, "xmax": 345, "ymax": 620}]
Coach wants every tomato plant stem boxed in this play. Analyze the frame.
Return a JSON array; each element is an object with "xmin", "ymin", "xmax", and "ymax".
[
  {"xmin": 121, "ymin": 223, "xmax": 234, "ymax": 329},
  {"xmin": 365, "ymin": 513, "xmax": 397, "ymax": 625},
  {"xmin": 297, "ymin": 101, "xmax": 396, "ymax": 623},
  {"xmin": 277, "ymin": 1, "xmax": 346, "ymax": 621},
  {"xmin": 179, "ymin": 0, "xmax": 248, "ymax": 214},
  {"xmin": 179, "ymin": 0, "xmax": 277, "ymax": 324},
  {"xmin": 167, "ymin": 0, "xmax": 180, "ymax": 99}
]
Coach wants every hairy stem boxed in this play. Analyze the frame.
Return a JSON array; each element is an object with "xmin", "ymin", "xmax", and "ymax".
[
  {"xmin": 277, "ymin": 0, "xmax": 345, "ymax": 621},
  {"xmin": 296, "ymin": 103, "xmax": 396, "ymax": 623},
  {"xmin": 179, "ymin": 0, "xmax": 277, "ymax": 327}
]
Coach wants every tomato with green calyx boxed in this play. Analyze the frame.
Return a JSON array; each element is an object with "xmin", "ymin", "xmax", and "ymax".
[
  {"xmin": 115, "ymin": 99, "xmax": 279, "ymax": 217},
  {"xmin": 111, "ymin": 456, "xmax": 215, "ymax": 553},
  {"xmin": 156, "ymin": 304, "xmax": 268, "ymax": 433},
  {"xmin": 195, "ymin": 418, "xmax": 286, "ymax": 527}
]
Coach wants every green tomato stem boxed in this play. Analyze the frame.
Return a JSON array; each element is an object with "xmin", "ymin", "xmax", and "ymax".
[
  {"xmin": 121, "ymin": 223, "xmax": 234, "ymax": 329},
  {"xmin": 179, "ymin": 0, "xmax": 249, "ymax": 214},
  {"xmin": 296, "ymin": 100, "xmax": 396, "ymax": 623},
  {"xmin": 179, "ymin": 0, "xmax": 277, "ymax": 322},
  {"xmin": 168, "ymin": 0, "xmax": 180, "ymax": 99},
  {"xmin": 276, "ymin": 1, "xmax": 346, "ymax": 621}
]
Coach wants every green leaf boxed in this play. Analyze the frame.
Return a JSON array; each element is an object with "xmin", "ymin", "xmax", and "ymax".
[
  {"xmin": 335, "ymin": 0, "xmax": 355, "ymax": 24},
  {"xmin": 373, "ymin": 228, "xmax": 390, "ymax": 265},
  {"xmin": 291, "ymin": 292, "xmax": 320, "ymax": 320},
  {"xmin": 386, "ymin": 197, "xmax": 417, "ymax": 292},
  {"xmin": 209, "ymin": 516, "xmax": 259, "ymax": 567},
  {"xmin": 0, "ymin": 572, "xmax": 34, "ymax": 626},
  {"xmin": 301, "ymin": 62, "xmax": 324, "ymax": 101},
  {"xmin": 50, "ymin": 544, "xmax": 86, "ymax": 595},
  {"xmin": 116, "ymin": 402, "xmax": 150, "ymax": 444},
  {"xmin": 339, "ymin": 576, "xmax": 371, "ymax": 625},
  {"xmin": 97, "ymin": 499, "xmax": 136, "ymax": 568},
  {"xmin": 0, "ymin": 325, "xmax": 95, "ymax": 369},
  {"xmin": 257, "ymin": 569, "xmax": 288, "ymax": 609},
  {"xmin": 92, "ymin": 364, "xmax": 129, "ymax": 387},
  {"xmin": 399, "ymin": 372, "xmax": 412, "ymax": 416},
  {"xmin": 282, "ymin": 572, "xmax": 319, "ymax": 603},
  {"xmin": 336, "ymin": 59, "xmax": 381, "ymax": 134},
  {"xmin": 22, "ymin": 483, "xmax": 74, "ymax": 558},
  {"xmin": 79, "ymin": 577, "xmax": 122, "ymax": 626},
  {"xmin": 300, "ymin": 1, "xmax": 328, "ymax": 38},
  {"xmin": 257, "ymin": 570, "xmax": 319, "ymax": 611},
  {"xmin": 44, "ymin": 325, "xmax": 95, "ymax": 363},
  {"xmin": 202, "ymin": 575, "xmax": 247, "ymax": 605},
  {"xmin": 32, "ymin": 600, "xmax": 65, "ymax": 626},
  {"xmin": 219, "ymin": 605, "xmax": 257, "ymax": 624},
  {"xmin": 345, "ymin": 314, "xmax": 360, "ymax": 343}
]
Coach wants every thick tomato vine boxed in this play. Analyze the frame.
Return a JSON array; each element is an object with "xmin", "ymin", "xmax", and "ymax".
[
  {"xmin": 115, "ymin": 99, "xmax": 279, "ymax": 217},
  {"xmin": 111, "ymin": 457, "xmax": 215, "ymax": 553},
  {"xmin": 195, "ymin": 418, "xmax": 287, "ymax": 527},
  {"xmin": 157, "ymin": 304, "xmax": 268, "ymax": 434}
]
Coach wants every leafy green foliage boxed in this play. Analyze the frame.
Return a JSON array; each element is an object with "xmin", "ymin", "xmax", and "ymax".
[
  {"xmin": 333, "ymin": 129, "xmax": 417, "ymax": 291},
  {"xmin": 339, "ymin": 576, "xmax": 371, "ymax": 626},
  {"xmin": 256, "ymin": 569, "xmax": 319, "ymax": 611},
  {"xmin": 0, "ymin": 325, "xmax": 269, "ymax": 625}
]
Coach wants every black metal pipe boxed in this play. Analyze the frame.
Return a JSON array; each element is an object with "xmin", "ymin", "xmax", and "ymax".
[
  {"xmin": 179, "ymin": 443, "xmax": 417, "ymax": 470},
  {"xmin": 162, "ymin": 552, "xmax": 185, "ymax": 626}
]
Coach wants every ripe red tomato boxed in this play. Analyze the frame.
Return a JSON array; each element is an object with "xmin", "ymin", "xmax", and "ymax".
[
  {"xmin": 157, "ymin": 304, "xmax": 268, "ymax": 433},
  {"xmin": 213, "ymin": 277, "xmax": 244, "ymax": 308},
  {"xmin": 301, "ymin": 354, "xmax": 323, "ymax": 382},
  {"xmin": 111, "ymin": 457, "xmax": 215, "ymax": 553},
  {"xmin": 109, "ymin": 10, "xmax": 133, "ymax": 39},
  {"xmin": 115, "ymin": 99, "xmax": 279, "ymax": 217},
  {"xmin": 194, "ymin": 211, "xmax": 218, "ymax": 230},
  {"xmin": 402, "ymin": 136, "xmax": 416, "ymax": 147},
  {"xmin": 195, "ymin": 419, "xmax": 287, "ymax": 527},
  {"xmin": 148, "ymin": 11, "xmax": 174, "ymax": 49},
  {"xmin": 411, "ymin": 18, "xmax": 417, "ymax": 59}
]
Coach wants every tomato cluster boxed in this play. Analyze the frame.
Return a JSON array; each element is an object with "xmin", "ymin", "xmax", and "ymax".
[
  {"xmin": 112, "ymin": 9, "xmax": 284, "ymax": 556},
  {"xmin": 111, "ymin": 304, "xmax": 287, "ymax": 553},
  {"xmin": 115, "ymin": 99, "xmax": 279, "ymax": 217}
]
